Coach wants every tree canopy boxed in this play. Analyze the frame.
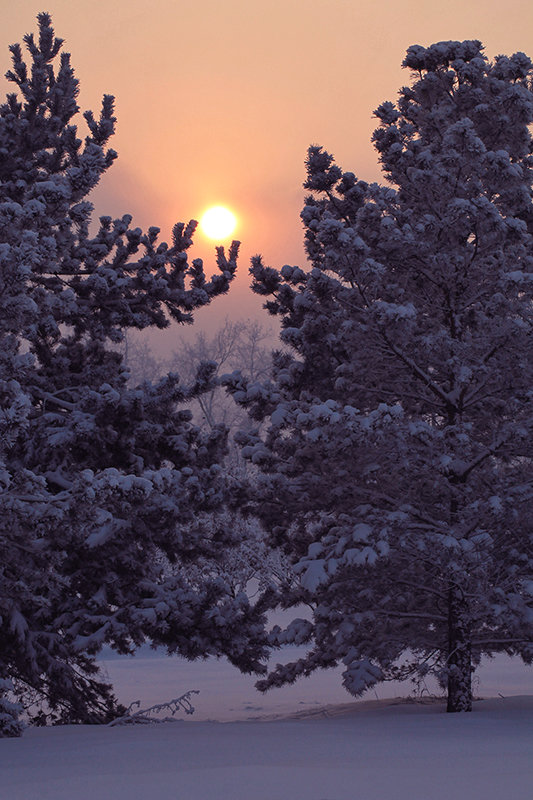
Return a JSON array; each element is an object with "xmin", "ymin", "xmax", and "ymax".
[
  {"xmin": 0, "ymin": 13, "xmax": 266, "ymax": 735},
  {"xmin": 226, "ymin": 40, "xmax": 533, "ymax": 712}
]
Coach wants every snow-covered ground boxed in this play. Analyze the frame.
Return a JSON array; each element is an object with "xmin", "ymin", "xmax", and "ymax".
[
  {"xmin": 98, "ymin": 645, "xmax": 532, "ymax": 721},
  {"xmin": 2, "ymin": 695, "xmax": 532, "ymax": 800},
  {"xmin": 1, "ymin": 651, "xmax": 531, "ymax": 799}
]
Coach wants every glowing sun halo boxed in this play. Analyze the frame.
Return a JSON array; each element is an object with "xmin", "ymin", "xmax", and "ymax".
[{"xmin": 200, "ymin": 205, "xmax": 237, "ymax": 240}]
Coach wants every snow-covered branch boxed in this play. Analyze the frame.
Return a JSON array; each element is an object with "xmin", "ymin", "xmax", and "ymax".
[{"xmin": 107, "ymin": 691, "xmax": 200, "ymax": 726}]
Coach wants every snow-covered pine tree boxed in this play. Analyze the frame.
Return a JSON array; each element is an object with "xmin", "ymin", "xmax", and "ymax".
[
  {"xmin": 0, "ymin": 13, "xmax": 267, "ymax": 735},
  {"xmin": 225, "ymin": 40, "xmax": 533, "ymax": 712}
]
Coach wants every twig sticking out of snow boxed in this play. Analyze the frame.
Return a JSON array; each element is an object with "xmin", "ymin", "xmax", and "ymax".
[{"xmin": 107, "ymin": 691, "xmax": 199, "ymax": 726}]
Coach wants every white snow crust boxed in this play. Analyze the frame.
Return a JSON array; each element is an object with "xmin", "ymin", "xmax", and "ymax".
[
  {"xmin": 1, "ymin": 695, "xmax": 531, "ymax": 800},
  {"xmin": 1, "ymin": 652, "xmax": 531, "ymax": 799}
]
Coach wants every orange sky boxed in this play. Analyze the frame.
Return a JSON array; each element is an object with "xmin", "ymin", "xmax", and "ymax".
[{"xmin": 4, "ymin": 0, "xmax": 533, "ymax": 345}]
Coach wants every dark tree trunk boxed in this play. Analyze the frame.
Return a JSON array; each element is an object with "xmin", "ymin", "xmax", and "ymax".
[{"xmin": 446, "ymin": 586, "xmax": 472, "ymax": 712}]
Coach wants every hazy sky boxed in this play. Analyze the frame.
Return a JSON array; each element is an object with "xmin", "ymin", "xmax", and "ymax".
[{"xmin": 3, "ymin": 0, "xmax": 533, "ymax": 342}]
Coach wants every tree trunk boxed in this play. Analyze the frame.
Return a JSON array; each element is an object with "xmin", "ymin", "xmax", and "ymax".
[{"xmin": 446, "ymin": 586, "xmax": 472, "ymax": 712}]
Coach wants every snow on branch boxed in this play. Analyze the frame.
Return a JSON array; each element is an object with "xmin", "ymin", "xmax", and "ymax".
[{"xmin": 107, "ymin": 691, "xmax": 200, "ymax": 726}]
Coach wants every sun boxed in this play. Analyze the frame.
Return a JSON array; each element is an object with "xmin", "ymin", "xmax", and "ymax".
[{"xmin": 200, "ymin": 205, "xmax": 237, "ymax": 241}]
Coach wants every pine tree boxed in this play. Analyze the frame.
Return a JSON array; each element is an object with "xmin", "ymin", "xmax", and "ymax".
[
  {"xmin": 226, "ymin": 40, "xmax": 533, "ymax": 712},
  {"xmin": 0, "ymin": 13, "xmax": 266, "ymax": 735}
]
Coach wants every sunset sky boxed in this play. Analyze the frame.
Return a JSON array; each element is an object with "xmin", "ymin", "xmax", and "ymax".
[{"xmin": 4, "ymin": 0, "xmax": 533, "ymax": 343}]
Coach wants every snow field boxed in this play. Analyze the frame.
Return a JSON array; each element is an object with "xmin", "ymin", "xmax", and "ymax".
[
  {"xmin": 98, "ymin": 647, "xmax": 533, "ymax": 721},
  {"xmin": 1, "ymin": 696, "xmax": 531, "ymax": 800}
]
